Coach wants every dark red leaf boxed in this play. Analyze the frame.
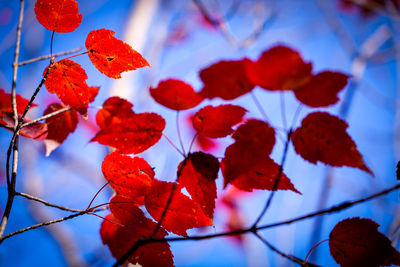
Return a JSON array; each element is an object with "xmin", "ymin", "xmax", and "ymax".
[
  {"xmin": 44, "ymin": 103, "xmax": 78, "ymax": 156},
  {"xmin": 245, "ymin": 45, "xmax": 312, "ymax": 91},
  {"xmin": 1, "ymin": 113, "xmax": 48, "ymax": 140},
  {"xmin": 193, "ymin": 104, "xmax": 246, "ymax": 138},
  {"xmin": 223, "ymin": 156, "xmax": 300, "ymax": 194},
  {"xmin": 291, "ymin": 112, "xmax": 372, "ymax": 175},
  {"xmin": 92, "ymin": 112, "xmax": 165, "ymax": 154},
  {"xmin": 221, "ymin": 119, "xmax": 276, "ymax": 187},
  {"xmin": 101, "ymin": 196, "xmax": 174, "ymax": 267},
  {"xmin": 329, "ymin": 217, "xmax": 400, "ymax": 267},
  {"xmin": 34, "ymin": 0, "xmax": 82, "ymax": 33},
  {"xmin": 294, "ymin": 71, "xmax": 349, "ymax": 107},
  {"xmin": 178, "ymin": 152, "xmax": 219, "ymax": 218},
  {"xmin": 102, "ymin": 152, "xmax": 154, "ymax": 204},
  {"xmin": 199, "ymin": 59, "xmax": 254, "ymax": 100},
  {"xmin": 150, "ymin": 79, "xmax": 203, "ymax": 111},
  {"xmin": 86, "ymin": 29, "xmax": 150, "ymax": 79},
  {"xmin": 44, "ymin": 60, "xmax": 90, "ymax": 115},
  {"xmin": 96, "ymin": 96, "xmax": 135, "ymax": 129},
  {"xmin": 0, "ymin": 89, "xmax": 36, "ymax": 115},
  {"xmin": 145, "ymin": 180, "xmax": 212, "ymax": 236}
]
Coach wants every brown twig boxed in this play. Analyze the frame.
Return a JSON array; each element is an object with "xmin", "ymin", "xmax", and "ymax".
[
  {"xmin": 18, "ymin": 46, "xmax": 83, "ymax": 66},
  {"xmin": 16, "ymin": 192, "xmax": 85, "ymax": 213},
  {"xmin": 20, "ymin": 107, "xmax": 71, "ymax": 128}
]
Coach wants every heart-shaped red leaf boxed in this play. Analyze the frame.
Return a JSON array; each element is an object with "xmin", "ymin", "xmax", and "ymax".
[
  {"xmin": 292, "ymin": 112, "xmax": 372, "ymax": 175},
  {"xmin": 193, "ymin": 104, "xmax": 246, "ymax": 138},
  {"xmin": 199, "ymin": 59, "xmax": 254, "ymax": 100},
  {"xmin": 101, "ymin": 196, "xmax": 174, "ymax": 267},
  {"xmin": 34, "ymin": 0, "xmax": 82, "ymax": 33},
  {"xmin": 44, "ymin": 60, "xmax": 90, "ymax": 115},
  {"xmin": 86, "ymin": 29, "xmax": 150, "ymax": 79},
  {"xmin": 150, "ymin": 79, "xmax": 203, "ymax": 110},
  {"xmin": 246, "ymin": 45, "xmax": 312, "ymax": 91},
  {"xmin": 96, "ymin": 97, "xmax": 135, "ymax": 129},
  {"xmin": 92, "ymin": 112, "xmax": 165, "ymax": 154},
  {"xmin": 102, "ymin": 152, "xmax": 154, "ymax": 204},
  {"xmin": 329, "ymin": 217, "xmax": 400, "ymax": 267},
  {"xmin": 294, "ymin": 71, "xmax": 349, "ymax": 107},
  {"xmin": 145, "ymin": 180, "xmax": 212, "ymax": 236},
  {"xmin": 178, "ymin": 152, "xmax": 219, "ymax": 218},
  {"xmin": 44, "ymin": 103, "xmax": 78, "ymax": 156}
]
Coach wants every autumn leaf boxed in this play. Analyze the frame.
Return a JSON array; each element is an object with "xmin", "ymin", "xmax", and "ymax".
[
  {"xmin": 193, "ymin": 104, "xmax": 246, "ymax": 138},
  {"xmin": 34, "ymin": 0, "xmax": 82, "ymax": 33},
  {"xmin": 245, "ymin": 45, "xmax": 312, "ymax": 91},
  {"xmin": 102, "ymin": 152, "xmax": 154, "ymax": 204},
  {"xmin": 294, "ymin": 71, "xmax": 349, "ymax": 107},
  {"xmin": 101, "ymin": 196, "xmax": 174, "ymax": 267},
  {"xmin": 44, "ymin": 59, "xmax": 91, "ymax": 115},
  {"xmin": 178, "ymin": 152, "xmax": 219, "ymax": 218},
  {"xmin": 43, "ymin": 103, "xmax": 78, "ymax": 156},
  {"xmin": 291, "ymin": 112, "xmax": 372, "ymax": 175},
  {"xmin": 1, "ymin": 113, "xmax": 48, "ymax": 140},
  {"xmin": 86, "ymin": 29, "xmax": 150, "ymax": 79},
  {"xmin": 145, "ymin": 180, "xmax": 212, "ymax": 236},
  {"xmin": 329, "ymin": 217, "xmax": 400, "ymax": 267},
  {"xmin": 223, "ymin": 157, "xmax": 300, "ymax": 194},
  {"xmin": 150, "ymin": 79, "xmax": 203, "ymax": 110},
  {"xmin": 0, "ymin": 89, "xmax": 35, "ymax": 115},
  {"xmin": 221, "ymin": 119, "xmax": 276, "ymax": 187},
  {"xmin": 96, "ymin": 96, "xmax": 135, "ymax": 129},
  {"xmin": 92, "ymin": 112, "xmax": 165, "ymax": 154},
  {"xmin": 199, "ymin": 59, "xmax": 254, "ymax": 100}
]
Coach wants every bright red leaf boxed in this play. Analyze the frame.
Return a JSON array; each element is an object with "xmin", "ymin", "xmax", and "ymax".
[
  {"xmin": 101, "ymin": 196, "xmax": 174, "ymax": 267},
  {"xmin": 199, "ymin": 59, "xmax": 254, "ymax": 100},
  {"xmin": 96, "ymin": 96, "xmax": 135, "ymax": 129},
  {"xmin": 221, "ymin": 119, "xmax": 276, "ymax": 187},
  {"xmin": 294, "ymin": 71, "xmax": 349, "ymax": 107},
  {"xmin": 102, "ymin": 152, "xmax": 154, "ymax": 204},
  {"xmin": 150, "ymin": 79, "xmax": 203, "ymax": 111},
  {"xmin": 0, "ymin": 89, "xmax": 35, "ymax": 115},
  {"xmin": 86, "ymin": 29, "xmax": 150, "ymax": 79},
  {"xmin": 224, "ymin": 156, "xmax": 300, "ymax": 194},
  {"xmin": 34, "ymin": 0, "xmax": 82, "ymax": 33},
  {"xmin": 329, "ymin": 217, "xmax": 400, "ymax": 267},
  {"xmin": 145, "ymin": 180, "xmax": 212, "ymax": 236},
  {"xmin": 193, "ymin": 104, "xmax": 246, "ymax": 138},
  {"xmin": 291, "ymin": 112, "xmax": 372, "ymax": 175},
  {"xmin": 43, "ymin": 103, "xmax": 78, "ymax": 156},
  {"xmin": 92, "ymin": 112, "xmax": 165, "ymax": 154},
  {"xmin": 44, "ymin": 60, "xmax": 90, "ymax": 115},
  {"xmin": 178, "ymin": 152, "xmax": 219, "ymax": 218},
  {"xmin": 245, "ymin": 45, "xmax": 312, "ymax": 91}
]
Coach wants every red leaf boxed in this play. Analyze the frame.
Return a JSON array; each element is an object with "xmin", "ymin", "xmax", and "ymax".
[
  {"xmin": 150, "ymin": 79, "xmax": 203, "ymax": 111},
  {"xmin": 88, "ymin": 86, "xmax": 100, "ymax": 103},
  {"xmin": 102, "ymin": 152, "xmax": 154, "ymax": 204},
  {"xmin": 92, "ymin": 112, "xmax": 165, "ymax": 154},
  {"xmin": 34, "ymin": 0, "xmax": 82, "ymax": 33},
  {"xmin": 193, "ymin": 104, "xmax": 246, "ymax": 138},
  {"xmin": 44, "ymin": 103, "xmax": 78, "ymax": 156},
  {"xmin": 199, "ymin": 59, "xmax": 254, "ymax": 100},
  {"xmin": 101, "ymin": 196, "xmax": 174, "ymax": 267},
  {"xmin": 44, "ymin": 60, "xmax": 90, "ymax": 115},
  {"xmin": 145, "ymin": 180, "xmax": 212, "ymax": 236},
  {"xmin": 291, "ymin": 112, "xmax": 372, "ymax": 175},
  {"xmin": 178, "ymin": 152, "xmax": 219, "ymax": 218},
  {"xmin": 294, "ymin": 71, "xmax": 349, "ymax": 107},
  {"xmin": 1, "ymin": 113, "xmax": 48, "ymax": 140},
  {"xmin": 0, "ymin": 89, "xmax": 36, "ymax": 115},
  {"xmin": 329, "ymin": 217, "xmax": 400, "ymax": 267},
  {"xmin": 223, "ymin": 157, "xmax": 300, "ymax": 194},
  {"xmin": 245, "ymin": 45, "xmax": 312, "ymax": 91},
  {"xmin": 221, "ymin": 119, "xmax": 276, "ymax": 187},
  {"xmin": 86, "ymin": 29, "xmax": 150, "ymax": 79},
  {"xmin": 96, "ymin": 97, "xmax": 135, "ymax": 129}
]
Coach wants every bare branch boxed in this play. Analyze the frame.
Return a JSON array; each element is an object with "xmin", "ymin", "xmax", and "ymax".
[
  {"xmin": 21, "ymin": 107, "xmax": 71, "ymax": 128},
  {"xmin": 16, "ymin": 192, "xmax": 85, "ymax": 213},
  {"xmin": 18, "ymin": 46, "xmax": 83, "ymax": 66}
]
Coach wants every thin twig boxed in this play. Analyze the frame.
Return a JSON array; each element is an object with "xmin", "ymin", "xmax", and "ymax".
[
  {"xmin": 18, "ymin": 46, "xmax": 83, "ymax": 66},
  {"xmin": 21, "ymin": 107, "xmax": 71, "ymax": 128},
  {"xmin": 16, "ymin": 192, "xmax": 84, "ymax": 213},
  {"xmin": 176, "ymin": 111, "xmax": 186, "ymax": 156},
  {"xmin": 252, "ymin": 129, "xmax": 293, "ymax": 227}
]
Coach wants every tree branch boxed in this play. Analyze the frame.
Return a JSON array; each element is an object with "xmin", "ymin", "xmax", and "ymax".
[
  {"xmin": 16, "ymin": 192, "xmax": 85, "ymax": 213},
  {"xmin": 21, "ymin": 107, "xmax": 71, "ymax": 128},
  {"xmin": 18, "ymin": 46, "xmax": 83, "ymax": 66}
]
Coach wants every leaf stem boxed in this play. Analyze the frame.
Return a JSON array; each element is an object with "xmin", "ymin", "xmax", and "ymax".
[{"xmin": 176, "ymin": 111, "xmax": 186, "ymax": 156}]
